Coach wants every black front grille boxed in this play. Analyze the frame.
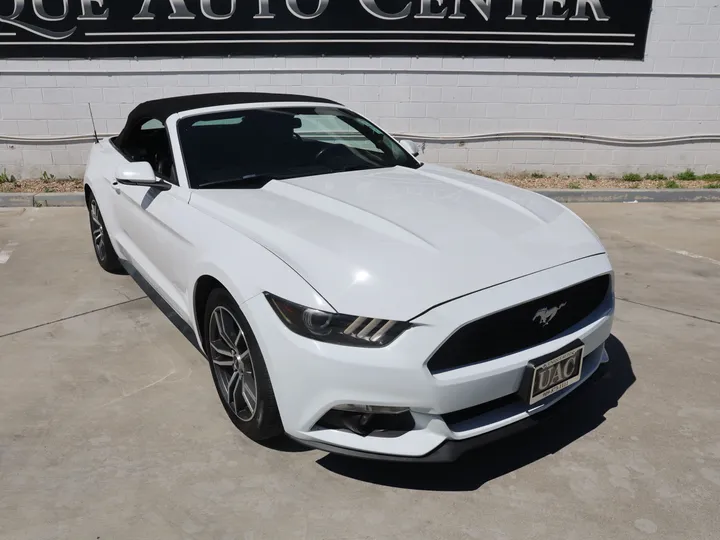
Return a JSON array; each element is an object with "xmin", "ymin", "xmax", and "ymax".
[{"xmin": 427, "ymin": 274, "xmax": 611, "ymax": 374}]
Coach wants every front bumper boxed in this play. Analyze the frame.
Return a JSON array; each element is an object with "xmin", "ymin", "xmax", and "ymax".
[
  {"xmin": 242, "ymin": 254, "xmax": 614, "ymax": 461},
  {"xmin": 289, "ymin": 354, "xmax": 609, "ymax": 463}
]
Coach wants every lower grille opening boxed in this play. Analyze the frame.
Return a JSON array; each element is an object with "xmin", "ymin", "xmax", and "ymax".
[
  {"xmin": 316, "ymin": 409, "xmax": 415, "ymax": 437},
  {"xmin": 441, "ymin": 394, "xmax": 521, "ymax": 430}
]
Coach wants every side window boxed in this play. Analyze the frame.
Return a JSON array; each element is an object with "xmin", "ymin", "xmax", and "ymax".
[
  {"xmin": 150, "ymin": 126, "xmax": 177, "ymax": 184},
  {"xmin": 122, "ymin": 118, "xmax": 176, "ymax": 184},
  {"xmin": 141, "ymin": 119, "xmax": 164, "ymax": 131}
]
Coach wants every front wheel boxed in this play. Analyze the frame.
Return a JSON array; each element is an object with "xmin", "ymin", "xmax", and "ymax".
[
  {"xmin": 203, "ymin": 288, "xmax": 284, "ymax": 441},
  {"xmin": 87, "ymin": 191, "xmax": 124, "ymax": 274}
]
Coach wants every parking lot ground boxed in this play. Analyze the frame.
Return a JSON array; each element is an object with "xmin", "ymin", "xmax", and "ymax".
[{"xmin": 1, "ymin": 204, "xmax": 719, "ymax": 540}]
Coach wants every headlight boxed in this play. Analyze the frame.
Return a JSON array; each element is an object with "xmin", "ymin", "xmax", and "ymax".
[{"xmin": 265, "ymin": 293, "xmax": 411, "ymax": 347}]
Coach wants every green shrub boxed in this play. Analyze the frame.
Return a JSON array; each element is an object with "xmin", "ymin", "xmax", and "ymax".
[
  {"xmin": 530, "ymin": 172, "xmax": 544, "ymax": 179},
  {"xmin": 0, "ymin": 170, "xmax": 15, "ymax": 183},
  {"xmin": 675, "ymin": 169, "xmax": 696, "ymax": 180},
  {"xmin": 700, "ymin": 173, "xmax": 720, "ymax": 181},
  {"xmin": 664, "ymin": 180, "xmax": 680, "ymax": 189},
  {"xmin": 622, "ymin": 173, "xmax": 642, "ymax": 182},
  {"xmin": 645, "ymin": 173, "xmax": 666, "ymax": 180},
  {"xmin": 705, "ymin": 182, "xmax": 720, "ymax": 189},
  {"xmin": 568, "ymin": 181, "xmax": 582, "ymax": 189},
  {"xmin": 586, "ymin": 173, "xmax": 597, "ymax": 180}
]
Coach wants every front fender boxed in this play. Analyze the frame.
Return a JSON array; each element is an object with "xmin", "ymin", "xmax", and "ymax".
[
  {"xmin": 185, "ymin": 240, "xmax": 335, "ymax": 344},
  {"xmin": 84, "ymin": 141, "xmax": 119, "ymax": 229}
]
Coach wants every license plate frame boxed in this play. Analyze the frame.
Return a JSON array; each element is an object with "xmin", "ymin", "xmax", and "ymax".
[{"xmin": 520, "ymin": 340, "xmax": 585, "ymax": 405}]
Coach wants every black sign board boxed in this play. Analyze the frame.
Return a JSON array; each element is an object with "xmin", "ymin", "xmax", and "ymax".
[{"xmin": 0, "ymin": 0, "xmax": 653, "ymax": 59}]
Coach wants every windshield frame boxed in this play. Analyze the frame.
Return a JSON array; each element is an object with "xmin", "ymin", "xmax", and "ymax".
[{"xmin": 168, "ymin": 102, "xmax": 422, "ymax": 190}]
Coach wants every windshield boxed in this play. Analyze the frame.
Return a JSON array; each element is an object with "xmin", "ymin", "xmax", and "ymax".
[{"xmin": 177, "ymin": 106, "xmax": 421, "ymax": 189}]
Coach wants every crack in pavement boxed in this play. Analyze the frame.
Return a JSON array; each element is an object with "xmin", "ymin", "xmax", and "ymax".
[
  {"xmin": 617, "ymin": 297, "xmax": 720, "ymax": 326},
  {"xmin": 0, "ymin": 296, "xmax": 149, "ymax": 340},
  {"xmin": 598, "ymin": 227, "xmax": 720, "ymax": 268},
  {"xmin": 3, "ymin": 293, "xmax": 717, "ymax": 349}
]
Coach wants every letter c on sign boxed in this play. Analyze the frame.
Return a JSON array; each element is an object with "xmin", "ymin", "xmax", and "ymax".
[
  {"xmin": 359, "ymin": 0, "xmax": 412, "ymax": 20},
  {"xmin": 286, "ymin": 0, "xmax": 329, "ymax": 19}
]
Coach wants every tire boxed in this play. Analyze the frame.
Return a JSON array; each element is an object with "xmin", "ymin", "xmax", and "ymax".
[
  {"xmin": 203, "ymin": 288, "xmax": 284, "ymax": 441},
  {"xmin": 87, "ymin": 191, "xmax": 124, "ymax": 274}
]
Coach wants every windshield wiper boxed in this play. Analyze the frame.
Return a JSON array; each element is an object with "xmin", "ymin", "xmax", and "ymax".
[
  {"xmin": 198, "ymin": 173, "xmax": 281, "ymax": 189},
  {"xmin": 336, "ymin": 163, "xmax": 388, "ymax": 173},
  {"xmin": 197, "ymin": 166, "xmax": 337, "ymax": 189}
]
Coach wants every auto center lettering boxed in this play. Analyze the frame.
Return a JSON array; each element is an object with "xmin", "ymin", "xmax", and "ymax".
[
  {"xmin": 3, "ymin": 0, "xmax": 612, "ymax": 23},
  {"xmin": 0, "ymin": 0, "xmax": 652, "ymax": 59}
]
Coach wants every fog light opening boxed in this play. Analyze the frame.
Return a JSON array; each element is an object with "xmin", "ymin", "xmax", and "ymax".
[
  {"xmin": 316, "ymin": 406, "xmax": 415, "ymax": 437},
  {"xmin": 334, "ymin": 404, "xmax": 410, "ymax": 415}
]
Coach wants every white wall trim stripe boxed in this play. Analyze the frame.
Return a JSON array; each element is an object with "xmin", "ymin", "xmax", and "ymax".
[
  {"xmin": 85, "ymin": 31, "xmax": 637, "ymax": 38},
  {"xmin": 4, "ymin": 132, "xmax": 720, "ymax": 148},
  {"xmin": 2, "ymin": 68, "xmax": 719, "ymax": 78}
]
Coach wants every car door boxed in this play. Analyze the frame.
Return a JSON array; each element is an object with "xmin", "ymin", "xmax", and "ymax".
[{"xmin": 111, "ymin": 119, "xmax": 194, "ymax": 322}]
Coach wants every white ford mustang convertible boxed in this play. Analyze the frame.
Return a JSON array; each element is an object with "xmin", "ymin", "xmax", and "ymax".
[{"xmin": 84, "ymin": 92, "xmax": 614, "ymax": 462}]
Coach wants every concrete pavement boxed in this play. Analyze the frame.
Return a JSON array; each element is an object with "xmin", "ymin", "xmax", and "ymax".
[{"xmin": 1, "ymin": 204, "xmax": 719, "ymax": 540}]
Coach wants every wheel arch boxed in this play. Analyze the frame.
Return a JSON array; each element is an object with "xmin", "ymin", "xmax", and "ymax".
[
  {"xmin": 193, "ymin": 274, "xmax": 227, "ymax": 348},
  {"xmin": 188, "ymin": 238, "xmax": 336, "ymax": 355},
  {"xmin": 84, "ymin": 184, "xmax": 93, "ymax": 207}
]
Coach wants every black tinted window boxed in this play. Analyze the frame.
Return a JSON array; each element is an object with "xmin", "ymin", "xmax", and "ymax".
[{"xmin": 177, "ymin": 107, "xmax": 419, "ymax": 189}]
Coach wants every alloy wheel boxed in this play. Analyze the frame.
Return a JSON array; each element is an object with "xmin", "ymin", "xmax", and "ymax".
[
  {"xmin": 90, "ymin": 200, "xmax": 106, "ymax": 261},
  {"xmin": 208, "ymin": 306, "xmax": 258, "ymax": 422}
]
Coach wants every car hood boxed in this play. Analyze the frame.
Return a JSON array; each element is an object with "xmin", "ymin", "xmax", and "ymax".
[{"xmin": 190, "ymin": 165, "xmax": 605, "ymax": 320}]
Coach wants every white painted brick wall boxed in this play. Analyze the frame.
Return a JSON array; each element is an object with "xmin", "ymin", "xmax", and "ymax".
[{"xmin": 1, "ymin": 0, "xmax": 720, "ymax": 178}]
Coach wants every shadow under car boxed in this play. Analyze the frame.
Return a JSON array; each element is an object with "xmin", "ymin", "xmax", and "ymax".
[{"xmin": 316, "ymin": 334, "xmax": 634, "ymax": 491}]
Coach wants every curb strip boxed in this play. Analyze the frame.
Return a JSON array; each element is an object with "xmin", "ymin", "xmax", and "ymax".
[
  {"xmin": 2, "ymin": 190, "xmax": 720, "ymax": 208},
  {"xmin": 537, "ymin": 189, "xmax": 720, "ymax": 203}
]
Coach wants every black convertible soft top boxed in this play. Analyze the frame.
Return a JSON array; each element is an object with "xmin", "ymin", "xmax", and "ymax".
[{"xmin": 116, "ymin": 92, "xmax": 339, "ymax": 147}]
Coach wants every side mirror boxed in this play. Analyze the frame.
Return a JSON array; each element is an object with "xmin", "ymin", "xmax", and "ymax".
[
  {"xmin": 399, "ymin": 139, "xmax": 421, "ymax": 157},
  {"xmin": 115, "ymin": 162, "xmax": 170, "ymax": 190}
]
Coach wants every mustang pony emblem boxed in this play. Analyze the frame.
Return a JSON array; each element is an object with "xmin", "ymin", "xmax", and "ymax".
[{"xmin": 533, "ymin": 303, "xmax": 567, "ymax": 326}]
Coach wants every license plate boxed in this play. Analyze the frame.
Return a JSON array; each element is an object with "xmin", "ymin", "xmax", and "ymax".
[{"xmin": 524, "ymin": 343, "xmax": 584, "ymax": 405}]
